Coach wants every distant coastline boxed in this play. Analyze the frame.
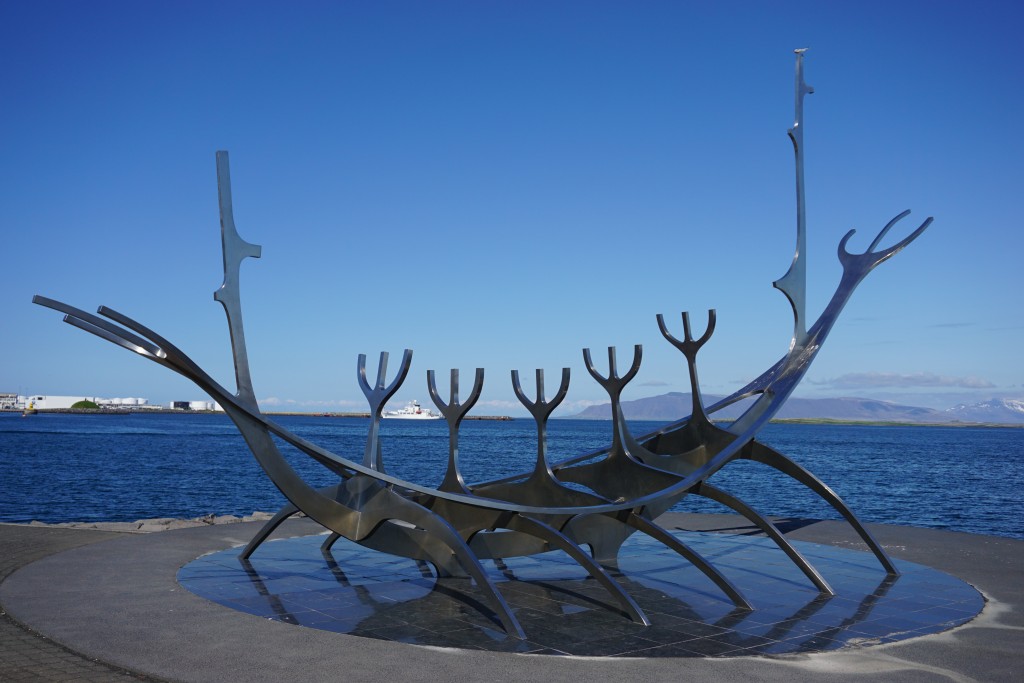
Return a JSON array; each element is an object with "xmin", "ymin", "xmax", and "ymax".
[
  {"xmin": 568, "ymin": 391, "xmax": 1024, "ymax": 426},
  {"xmin": 1, "ymin": 408, "xmax": 514, "ymax": 421},
  {"xmin": 5, "ymin": 408, "xmax": 1023, "ymax": 427},
  {"xmin": 766, "ymin": 417, "xmax": 1024, "ymax": 429},
  {"xmin": 283, "ymin": 411, "xmax": 513, "ymax": 421}
]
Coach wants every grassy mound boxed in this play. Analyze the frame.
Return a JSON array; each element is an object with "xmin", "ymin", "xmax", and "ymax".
[{"xmin": 70, "ymin": 400, "xmax": 100, "ymax": 410}]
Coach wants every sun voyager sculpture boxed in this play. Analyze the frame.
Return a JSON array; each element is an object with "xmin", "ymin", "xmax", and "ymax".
[{"xmin": 35, "ymin": 51, "xmax": 931, "ymax": 639}]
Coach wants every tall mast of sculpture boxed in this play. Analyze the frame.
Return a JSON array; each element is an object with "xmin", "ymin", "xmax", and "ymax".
[
  {"xmin": 213, "ymin": 151, "xmax": 263, "ymax": 408},
  {"xmin": 774, "ymin": 48, "xmax": 814, "ymax": 349}
]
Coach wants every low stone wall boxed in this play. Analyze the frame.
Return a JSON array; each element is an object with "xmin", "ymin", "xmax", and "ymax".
[{"xmin": 24, "ymin": 511, "xmax": 278, "ymax": 533}]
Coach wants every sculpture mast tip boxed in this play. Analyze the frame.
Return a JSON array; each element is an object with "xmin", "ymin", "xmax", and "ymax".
[{"xmin": 773, "ymin": 49, "xmax": 814, "ymax": 348}]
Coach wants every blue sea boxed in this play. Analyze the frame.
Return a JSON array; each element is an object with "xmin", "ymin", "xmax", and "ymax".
[{"xmin": 1, "ymin": 412, "xmax": 1021, "ymax": 540}]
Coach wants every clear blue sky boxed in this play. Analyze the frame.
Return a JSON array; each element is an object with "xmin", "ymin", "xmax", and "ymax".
[{"xmin": 2, "ymin": 1, "xmax": 1021, "ymax": 416}]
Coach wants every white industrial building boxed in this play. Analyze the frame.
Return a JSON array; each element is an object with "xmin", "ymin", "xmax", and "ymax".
[
  {"xmin": 15, "ymin": 395, "xmax": 152, "ymax": 410},
  {"xmin": 169, "ymin": 400, "xmax": 223, "ymax": 411},
  {"xmin": 3, "ymin": 393, "xmax": 224, "ymax": 411}
]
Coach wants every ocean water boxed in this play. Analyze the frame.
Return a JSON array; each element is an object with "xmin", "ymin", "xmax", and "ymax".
[{"xmin": 1, "ymin": 412, "xmax": 1021, "ymax": 540}]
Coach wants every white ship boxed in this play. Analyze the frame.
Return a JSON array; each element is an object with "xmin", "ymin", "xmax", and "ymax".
[{"xmin": 383, "ymin": 400, "xmax": 441, "ymax": 420}]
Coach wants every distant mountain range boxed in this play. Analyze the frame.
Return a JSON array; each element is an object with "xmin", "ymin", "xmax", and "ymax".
[{"xmin": 568, "ymin": 392, "xmax": 1024, "ymax": 425}]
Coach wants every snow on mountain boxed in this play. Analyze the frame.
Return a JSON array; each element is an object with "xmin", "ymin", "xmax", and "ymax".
[{"xmin": 945, "ymin": 398, "xmax": 1024, "ymax": 424}]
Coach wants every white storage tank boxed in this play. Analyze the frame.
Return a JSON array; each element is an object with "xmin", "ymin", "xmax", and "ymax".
[{"xmin": 189, "ymin": 400, "xmax": 211, "ymax": 411}]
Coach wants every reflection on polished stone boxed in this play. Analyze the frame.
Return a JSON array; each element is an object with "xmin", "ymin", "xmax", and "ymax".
[{"xmin": 177, "ymin": 531, "xmax": 983, "ymax": 657}]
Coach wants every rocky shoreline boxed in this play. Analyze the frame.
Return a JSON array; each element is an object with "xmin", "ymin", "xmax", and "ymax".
[{"xmin": 16, "ymin": 511, "xmax": 279, "ymax": 534}]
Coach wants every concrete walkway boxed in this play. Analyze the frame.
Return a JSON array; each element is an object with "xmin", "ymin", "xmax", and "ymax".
[
  {"xmin": 0, "ymin": 524, "xmax": 163, "ymax": 682},
  {"xmin": 1, "ymin": 515, "xmax": 1021, "ymax": 682}
]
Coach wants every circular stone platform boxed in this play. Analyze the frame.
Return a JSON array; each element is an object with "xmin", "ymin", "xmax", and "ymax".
[
  {"xmin": 178, "ymin": 530, "xmax": 982, "ymax": 657},
  {"xmin": 3, "ymin": 515, "xmax": 1020, "ymax": 683}
]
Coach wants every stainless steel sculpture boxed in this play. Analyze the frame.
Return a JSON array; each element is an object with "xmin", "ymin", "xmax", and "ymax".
[{"xmin": 34, "ymin": 51, "xmax": 930, "ymax": 639}]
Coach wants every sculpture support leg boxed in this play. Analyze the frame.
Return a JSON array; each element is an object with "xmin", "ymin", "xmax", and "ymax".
[
  {"xmin": 742, "ymin": 441, "xmax": 900, "ymax": 575},
  {"xmin": 694, "ymin": 482, "xmax": 834, "ymax": 595},
  {"xmin": 321, "ymin": 531, "xmax": 341, "ymax": 552},
  {"xmin": 505, "ymin": 514, "xmax": 650, "ymax": 625},
  {"xmin": 395, "ymin": 507, "xmax": 526, "ymax": 639},
  {"xmin": 240, "ymin": 503, "xmax": 300, "ymax": 560},
  {"xmin": 614, "ymin": 512, "xmax": 753, "ymax": 610}
]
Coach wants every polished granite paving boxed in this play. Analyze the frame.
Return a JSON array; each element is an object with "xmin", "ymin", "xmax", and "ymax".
[{"xmin": 177, "ymin": 530, "xmax": 983, "ymax": 657}]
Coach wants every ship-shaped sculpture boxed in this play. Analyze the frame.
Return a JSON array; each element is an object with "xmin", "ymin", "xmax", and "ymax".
[{"xmin": 34, "ymin": 51, "xmax": 931, "ymax": 639}]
